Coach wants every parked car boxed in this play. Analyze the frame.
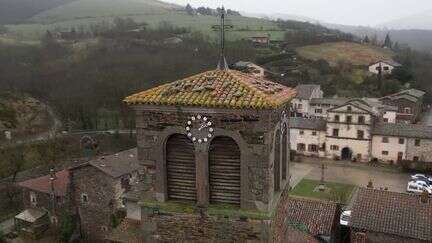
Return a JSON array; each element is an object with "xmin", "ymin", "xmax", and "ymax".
[
  {"xmin": 407, "ymin": 181, "xmax": 432, "ymax": 194},
  {"xmin": 411, "ymin": 179, "xmax": 432, "ymax": 189},
  {"xmin": 340, "ymin": 208, "xmax": 351, "ymax": 226},
  {"xmin": 411, "ymin": 174, "xmax": 432, "ymax": 183}
]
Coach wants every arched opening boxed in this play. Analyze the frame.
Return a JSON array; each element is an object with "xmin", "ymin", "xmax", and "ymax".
[
  {"xmin": 274, "ymin": 130, "xmax": 281, "ymax": 192},
  {"xmin": 209, "ymin": 136, "xmax": 241, "ymax": 205},
  {"xmin": 282, "ymin": 126, "xmax": 288, "ymax": 180},
  {"xmin": 341, "ymin": 147, "xmax": 352, "ymax": 161},
  {"xmin": 166, "ymin": 134, "xmax": 196, "ymax": 201}
]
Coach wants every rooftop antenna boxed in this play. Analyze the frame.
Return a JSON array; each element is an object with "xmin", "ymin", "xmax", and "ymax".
[{"xmin": 212, "ymin": 6, "xmax": 233, "ymax": 70}]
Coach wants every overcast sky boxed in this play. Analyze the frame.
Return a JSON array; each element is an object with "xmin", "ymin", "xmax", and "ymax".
[{"xmin": 164, "ymin": 0, "xmax": 432, "ymax": 26}]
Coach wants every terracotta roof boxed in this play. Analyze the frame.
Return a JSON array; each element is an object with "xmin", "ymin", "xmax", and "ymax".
[
  {"xmin": 286, "ymin": 197, "xmax": 338, "ymax": 237},
  {"xmin": 18, "ymin": 169, "xmax": 69, "ymax": 197},
  {"xmin": 285, "ymin": 225, "xmax": 319, "ymax": 243},
  {"xmin": 89, "ymin": 148, "xmax": 141, "ymax": 178},
  {"xmin": 124, "ymin": 70, "xmax": 296, "ymax": 109},
  {"xmin": 295, "ymin": 85, "xmax": 321, "ymax": 100},
  {"xmin": 350, "ymin": 188, "xmax": 432, "ymax": 241},
  {"xmin": 373, "ymin": 123, "xmax": 432, "ymax": 139},
  {"xmin": 289, "ymin": 118, "xmax": 327, "ymax": 131}
]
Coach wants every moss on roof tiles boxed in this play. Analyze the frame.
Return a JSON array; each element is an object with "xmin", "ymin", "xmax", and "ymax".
[{"xmin": 124, "ymin": 69, "xmax": 296, "ymax": 110}]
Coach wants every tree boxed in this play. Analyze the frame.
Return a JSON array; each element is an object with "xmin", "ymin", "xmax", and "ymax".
[
  {"xmin": 384, "ymin": 33, "xmax": 392, "ymax": 49},
  {"xmin": 363, "ymin": 35, "xmax": 370, "ymax": 43},
  {"xmin": 185, "ymin": 4, "xmax": 195, "ymax": 15}
]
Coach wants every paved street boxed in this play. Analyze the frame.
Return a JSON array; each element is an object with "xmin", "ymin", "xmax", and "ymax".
[{"xmin": 290, "ymin": 160, "xmax": 410, "ymax": 193}]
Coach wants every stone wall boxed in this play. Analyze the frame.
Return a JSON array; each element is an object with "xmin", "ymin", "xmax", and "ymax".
[
  {"xmin": 406, "ymin": 138, "xmax": 432, "ymax": 162},
  {"xmin": 133, "ymin": 105, "xmax": 290, "ymax": 211},
  {"xmin": 70, "ymin": 165, "xmax": 117, "ymax": 241}
]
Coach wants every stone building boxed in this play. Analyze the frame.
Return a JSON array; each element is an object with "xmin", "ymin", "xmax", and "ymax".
[
  {"xmin": 291, "ymin": 84, "xmax": 323, "ymax": 117},
  {"xmin": 379, "ymin": 89, "xmax": 425, "ymax": 123},
  {"xmin": 17, "ymin": 169, "xmax": 71, "ymax": 225},
  {"xmin": 349, "ymin": 188, "xmax": 432, "ymax": 243},
  {"xmin": 117, "ymin": 69, "xmax": 296, "ymax": 241},
  {"xmin": 69, "ymin": 148, "xmax": 142, "ymax": 241}
]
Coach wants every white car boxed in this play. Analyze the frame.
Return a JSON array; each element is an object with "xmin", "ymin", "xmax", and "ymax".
[
  {"xmin": 340, "ymin": 210, "xmax": 351, "ymax": 226},
  {"xmin": 411, "ymin": 174, "xmax": 432, "ymax": 183},
  {"xmin": 407, "ymin": 181, "xmax": 432, "ymax": 194}
]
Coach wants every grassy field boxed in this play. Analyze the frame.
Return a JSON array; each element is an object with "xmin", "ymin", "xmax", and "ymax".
[
  {"xmin": 6, "ymin": 0, "xmax": 286, "ymax": 41},
  {"xmin": 290, "ymin": 179, "xmax": 356, "ymax": 204},
  {"xmin": 296, "ymin": 41, "xmax": 395, "ymax": 66}
]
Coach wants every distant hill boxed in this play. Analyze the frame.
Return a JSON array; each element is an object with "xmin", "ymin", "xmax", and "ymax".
[
  {"xmin": 0, "ymin": 0, "xmax": 77, "ymax": 24},
  {"xmin": 296, "ymin": 41, "xmax": 395, "ymax": 66},
  {"xmin": 378, "ymin": 10, "xmax": 432, "ymax": 30}
]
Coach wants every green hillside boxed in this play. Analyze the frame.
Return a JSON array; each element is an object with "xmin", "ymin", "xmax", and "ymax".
[
  {"xmin": 6, "ymin": 0, "xmax": 285, "ymax": 40},
  {"xmin": 296, "ymin": 41, "xmax": 395, "ymax": 66}
]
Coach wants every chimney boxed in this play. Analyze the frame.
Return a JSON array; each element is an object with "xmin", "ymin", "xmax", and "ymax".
[{"xmin": 420, "ymin": 190, "xmax": 429, "ymax": 204}]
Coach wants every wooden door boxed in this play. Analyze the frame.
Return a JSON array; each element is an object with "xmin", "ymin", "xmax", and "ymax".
[
  {"xmin": 209, "ymin": 137, "xmax": 241, "ymax": 205},
  {"xmin": 166, "ymin": 134, "xmax": 196, "ymax": 201}
]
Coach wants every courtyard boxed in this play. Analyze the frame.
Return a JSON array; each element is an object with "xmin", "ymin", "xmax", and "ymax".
[{"xmin": 290, "ymin": 156, "xmax": 411, "ymax": 194}]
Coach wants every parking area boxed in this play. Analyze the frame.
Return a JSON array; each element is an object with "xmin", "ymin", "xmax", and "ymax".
[{"xmin": 290, "ymin": 159, "xmax": 411, "ymax": 193}]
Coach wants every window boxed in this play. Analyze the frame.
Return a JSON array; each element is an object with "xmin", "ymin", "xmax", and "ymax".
[
  {"xmin": 332, "ymin": 129, "xmax": 339, "ymax": 137},
  {"xmin": 382, "ymin": 137, "xmax": 389, "ymax": 143},
  {"xmin": 299, "ymin": 130, "xmax": 304, "ymax": 135},
  {"xmin": 346, "ymin": 116, "xmax": 352, "ymax": 123},
  {"xmin": 334, "ymin": 115, "xmax": 340, "ymax": 122},
  {"xmin": 30, "ymin": 191, "xmax": 37, "ymax": 206},
  {"xmin": 347, "ymin": 106, "xmax": 352, "ymax": 111},
  {"xmin": 413, "ymin": 156, "xmax": 419, "ymax": 162},
  {"xmin": 383, "ymin": 66, "xmax": 389, "ymax": 71},
  {"xmin": 415, "ymin": 139, "xmax": 421, "ymax": 146},
  {"xmin": 382, "ymin": 151, "xmax": 389, "ymax": 155},
  {"xmin": 383, "ymin": 118, "xmax": 389, "ymax": 123},
  {"xmin": 358, "ymin": 116, "xmax": 365, "ymax": 124},
  {"xmin": 121, "ymin": 177, "xmax": 131, "ymax": 192},
  {"xmin": 357, "ymin": 130, "xmax": 364, "ymax": 139},
  {"xmin": 81, "ymin": 193, "xmax": 88, "ymax": 203},
  {"xmin": 312, "ymin": 131, "xmax": 317, "ymax": 136},
  {"xmin": 298, "ymin": 104, "xmax": 303, "ymax": 109},
  {"xmin": 399, "ymin": 138, "xmax": 405, "ymax": 144},
  {"xmin": 297, "ymin": 143, "xmax": 306, "ymax": 151},
  {"xmin": 101, "ymin": 226, "xmax": 109, "ymax": 232},
  {"xmin": 308, "ymin": 144, "xmax": 318, "ymax": 152},
  {"xmin": 404, "ymin": 107, "xmax": 411, "ymax": 114},
  {"xmin": 330, "ymin": 145, "xmax": 339, "ymax": 151},
  {"xmin": 315, "ymin": 109, "xmax": 323, "ymax": 114},
  {"xmin": 357, "ymin": 154, "xmax": 362, "ymax": 159}
]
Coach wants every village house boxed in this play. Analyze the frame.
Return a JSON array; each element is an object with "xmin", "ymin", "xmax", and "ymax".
[
  {"xmin": 107, "ymin": 68, "xmax": 296, "ymax": 242},
  {"xmin": 289, "ymin": 117, "xmax": 327, "ymax": 157},
  {"xmin": 291, "ymin": 84, "xmax": 323, "ymax": 117},
  {"xmin": 368, "ymin": 60, "xmax": 402, "ymax": 75},
  {"xmin": 249, "ymin": 33, "xmax": 270, "ymax": 46},
  {"xmin": 349, "ymin": 188, "xmax": 432, "ymax": 243},
  {"xmin": 309, "ymin": 98, "xmax": 349, "ymax": 118},
  {"xmin": 69, "ymin": 148, "xmax": 142, "ymax": 241},
  {"xmin": 379, "ymin": 88, "xmax": 425, "ymax": 123},
  {"xmin": 16, "ymin": 169, "xmax": 71, "ymax": 238}
]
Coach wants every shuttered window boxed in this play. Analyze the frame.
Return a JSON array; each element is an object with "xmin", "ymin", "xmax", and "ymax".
[
  {"xmin": 166, "ymin": 134, "xmax": 197, "ymax": 201},
  {"xmin": 209, "ymin": 137, "xmax": 241, "ymax": 205}
]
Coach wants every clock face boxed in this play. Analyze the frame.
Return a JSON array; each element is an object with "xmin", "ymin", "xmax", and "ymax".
[{"xmin": 185, "ymin": 115, "xmax": 214, "ymax": 143}]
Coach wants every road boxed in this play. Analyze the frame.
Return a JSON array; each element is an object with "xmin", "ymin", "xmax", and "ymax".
[{"xmin": 290, "ymin": 161, "xmax": 410, "ymax": 193}]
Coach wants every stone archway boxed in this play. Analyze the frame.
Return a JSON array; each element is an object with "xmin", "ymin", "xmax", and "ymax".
[
  {"xmin": 209, "ymin": 136, "xmax": 241, "ymax": 205},
  {"xmin": 166, "ymin": 134, "xmax": 196, "ymax": 201},
  {"xmin": 341, "ymin": 147, "xmax": 352, "ymax": 161}
]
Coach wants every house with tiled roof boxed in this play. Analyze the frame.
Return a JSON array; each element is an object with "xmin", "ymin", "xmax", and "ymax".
[
  {"xmin": 379, "ymin": 88, "xmax": 425, "ymax": 123},
  {"xmin": 291, "ymin": 84, "xmax": 323, "ymax": 117},
  {"xmin": 289, "ymin": 117, "xmax": 327, "ymax": 157},
  {"xmin": 349, "ymin": 188, "xmax": 432, "ymax": 243},
  {"xmin": 69, "ymin": 148, "xmax": 143, "ymax": 241}
]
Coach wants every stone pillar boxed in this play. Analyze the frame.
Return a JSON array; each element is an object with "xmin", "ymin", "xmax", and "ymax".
[{"xmin": 195, "ymin": 146, "xmax": 209, "ymax": 207}]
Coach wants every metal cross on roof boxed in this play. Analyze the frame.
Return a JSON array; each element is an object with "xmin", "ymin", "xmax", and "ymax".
[{"xmin": 212, "ymin": 7, "xmax": 233, "ymax": 70}]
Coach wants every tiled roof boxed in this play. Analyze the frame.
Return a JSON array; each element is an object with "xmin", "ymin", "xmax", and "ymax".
[
  {"xmin": 350, "ymin": 188, "xmax": 432, "ymax": 241},
  {"xmin": 372, "ymin": 123, "xmax": 432, "ymax": 139},
  {"xmin": 286, "ymin": 197, "xmax": 338, "ymax": 236},
  {"xmin": 285, "ymin": 225, "xmax": 319, "ymax": 243},
  {"xmin": 89, "ymin": 148, "xmax": 141, "ymax": 178},
  {"xmin": 18, "ymin": 169, "xmax": 69, "ymax": 197},
  {"xmin": 295, "ymin": 85, "xmax": 320, "ymax": 100},
  {"xmin": 310, "ymin": 98, "xmax": 349, "ymax": 106},
  {"xmin": 289, "ymin": 118, "xmax": 327, "ymax": 131},
  {"xmin": 380, "ymin": 89, "xmax": 425, "ymax": 102},
  {"xmin": 124, "ymin": 70, "xmax": 296, "ymax": 109}
]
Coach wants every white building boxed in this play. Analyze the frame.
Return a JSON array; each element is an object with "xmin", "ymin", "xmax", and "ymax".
[
  {"xmin": 289, "ymin": 118, "xmax": 327, "ymax": 157},
  {"xmin": 368, "ymin": 60, "xmax": 402, "ymax": 75},
  {"xmin": 309, "ymin": 98, "xmax": 349, "ymax": 118},
  {"xmin": 291, "ymin": 85, "xmax": 323, "ymax": 117}
]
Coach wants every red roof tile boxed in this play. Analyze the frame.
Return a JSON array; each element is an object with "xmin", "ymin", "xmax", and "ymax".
[{"xmin": 18, "ymin": 169, "xmax": 69, "ymax": 197}]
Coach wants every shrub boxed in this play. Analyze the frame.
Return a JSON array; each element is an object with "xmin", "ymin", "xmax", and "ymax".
[{"xmin": 59, "ymin": 213, "xmax": 76, "ymax": 243}]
